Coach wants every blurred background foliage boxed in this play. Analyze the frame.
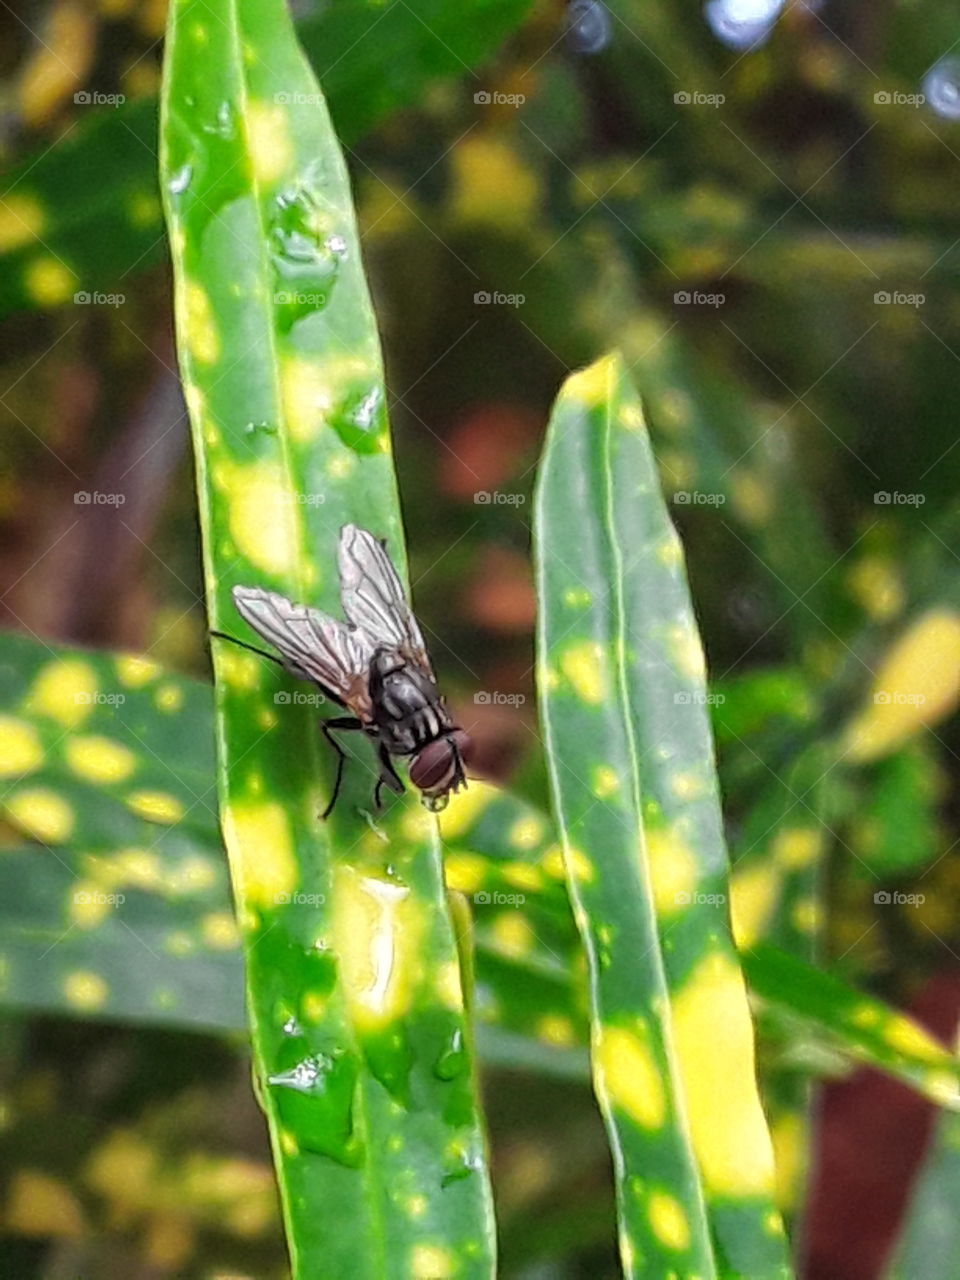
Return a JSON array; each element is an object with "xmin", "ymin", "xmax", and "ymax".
[{"xmin": 1, "ymin": 0, "xmax": 959, "ymax": 1276}]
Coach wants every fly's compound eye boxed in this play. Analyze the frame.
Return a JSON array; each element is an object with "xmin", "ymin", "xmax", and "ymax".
[{"xmin": 410, "ymin": 738, "xmax": 456, "ymax": 793}]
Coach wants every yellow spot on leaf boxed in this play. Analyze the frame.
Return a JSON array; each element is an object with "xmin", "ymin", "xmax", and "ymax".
[
  {"xmin": 7, "ymin": 788, "xmax": 74, "ymax": 843},
  {"xmin": 563, "ymin": 352, "xmax": 619, "ymax": 408},
  {"xmin": 64, "ymin": 970, "xmax": 108, "ymax": 1011},
  {"xmin": 509, "ymin": 814, "xmax": 544, "ymax": 850},
  {"xmin": 222, "ymin": 800, "xmax": 297, "ymax": 910},
  {"xmin": 436, "ymin": 961, "xmax": 464, "ymax": 1012},
  {"xmin": 226, "ymin": 461, "xmax": 299, "ymax": 578},
  {"xmin": 648, "ymin": 1190, "xmax": 690, "ymax": 1251},
  {"xmin": 246, "ymin": 101, "xmax": 293, "ymax": 184},
  {"xmin": 501, "ymin": 862, "xmax": 544, "ymax": 892},
  {"xmin": 126, "ymin": 790, "xmax": 184, "ymax": 825},
  {"xmin": 444, "ymin": 853, "xmax": 487, "ymax": 894},
  {"xmin": 155, "ymin": 683, "xmax": 183, "ymax": 712},
  {"xmin": 559, "ymin": 640, "xmax": 607, "ymax": 704},
  {"xmin": 490, "ymin": 912, "xmax": 533, "ymax": 958},
  {"xmin": 6, "ymin": 1169, "xmax": 86, "ymax": 1237},
  {"xmin": 116, "ymin": 654, "xmax": 160, "ymax": 687},
  {"xmin": 69, "ymin": 882, "xmax": 112, "ymax": 929},
  {"xmin": 406, "ymin": 1194, "xmax": 428, "ymax": 1218},
  {"xmin": 667, "ymin": 623, "xmax": 707, "ymax": 682},
  {"xmin": 202, "ymin": 911, "xmax": 240, "ymax": 950},
  {"xmin": 450, "ymin": 135, "xmax": 539, "ymax": 231},
  {"xmin": 0, "ymin": 195, "xmax": 45, "ymax": 251},
  {"xmin": 183, "ymin": 281, "xmax": 219, "ymax": 363},
  {"xmin": 771, "ymin": 827, "xmax": 823, "ymax": 870},
  {"xmin": 670, "ymin": 770, "xmax": 705, "ymax": 800},
  {"xmin": 672, "ymin": 949, "xmax": 776, "ymax": 1196},
  {"xmin": 731, "ymin": 470, "xmax": 772, "ymax": 526},
  {"xmin": 65, "ymin": 735, "xmax": 136, "ymax": 784},
  {"xmin": 592, "ymin": 765, "xmax": 620, "ymax": 798},
  {"xmin": 28, "ymin": 658, "xmax": 97, "ymax": 728},
  {"xmin": 844, "ymin": 609, "xmax": 960, "ymax": 761},
  {"xmin": 0, "ymin": 717, "xmax": 43, "ymax": 776},
  {"xmin": 770, "ymin": 1111, "xmax": 804, "ymax": 1211},
  {"xmin": 333, "ymin": 866, "xmax": 421, "ymax": 1031},
  {"xmin": 595, "ymin": 1022, "xmax": 666, "ymax": 1129},
  {"xmin": 883, "ymin": 1015, "xmax": 951, "ymax": 1064},
  {"xmin": 280, "ymin": 1130, "xmax": 299, "ymax": 1157},
  {"xmin": 730, "ymin": 863, "xmax": 779, "ymax": 949},
  {"xmin": 25, "ymin": 257, "xmax": 76, "ymax": 306},
  {"xmin": 645, "ymin": 827, "xmax": 697, "ymax": 917},
  {"xmin": 438, "ymin": 781, "xmax": 496, "ymax": 839},
  {"xmin": 657, "ymin": 536, "xmax": 683, "ymax": 569},
  {"xmin": 552, "ymin": 843, "xmax": 594, "ymax": 884},
  {"xmin": 619, "ymin": 401, "xmax": 645, "ymax": 431},
  {"xmin": 847, "ymin": 555, "xmax": 904, "ymax": 622},
  {"xmin": 410, "ymin": 1244, "xmax": 455, "ymax": 1279},
  {"xmin": 537, "ymin": 1014, "xmax": 576, "ymax": 1047},
  {"xmin": 791, "ymin": 897, "xmax": 820, "ymax": 934}
]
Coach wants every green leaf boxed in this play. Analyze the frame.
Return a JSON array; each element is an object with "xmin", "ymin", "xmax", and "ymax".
[
  {"xmin": 0, "ymin": 0, "xmax": 533, "ymax": 317},
  {"xmin": 160, "ymin": 0, "xmax": 495, "ymax": 1273},
  {"xmin": 535, "ymin": 352, "xmax": 792, "ymax": 1279}
]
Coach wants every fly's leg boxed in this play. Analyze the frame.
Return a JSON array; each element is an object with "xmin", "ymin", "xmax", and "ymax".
[
  {"xmin": 373, "ymin": 743, "xmax": 405, "ymax": 810},
  {"xmin": 319, "ymin": 716, "xmax": 364, "ymax": 819}
]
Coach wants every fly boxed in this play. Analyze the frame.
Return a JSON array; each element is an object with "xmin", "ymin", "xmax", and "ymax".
[{"xmin": 213, "ymin": 523, "xmax": 471, "ymax": 818}]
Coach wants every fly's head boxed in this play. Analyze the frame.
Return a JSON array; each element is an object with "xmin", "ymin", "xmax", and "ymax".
[{"xmin": 410, "ymin": 729, "xmax": 472, "ymax": 812}]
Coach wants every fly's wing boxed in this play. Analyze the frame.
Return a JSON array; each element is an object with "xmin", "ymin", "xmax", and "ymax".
[
  {"xmin": 231, "ymin": 585, "xmax": 374, "ymax": 718},
  {"xmin": 337, "ymin": 524, "xmax": 434, "ymax": 675}
]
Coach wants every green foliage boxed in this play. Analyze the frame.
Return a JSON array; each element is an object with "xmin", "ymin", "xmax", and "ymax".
[{"xmin": 160, "ymin": 0, "xmax": 495, "ymax": 1272}]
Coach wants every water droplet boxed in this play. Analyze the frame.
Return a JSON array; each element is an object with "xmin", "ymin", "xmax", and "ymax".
[
  {"xmin": 269, "ymin": 1056, "xmax": 323, "ymax": 1093},
  {"xmin": 434, "ymin": 1027, "xmax": 468, "ymax": 1081},
  {"xmin": 202, "ymin": 101, "xmax": 236, "ymax": 139},
  {"xmin": 704, "ymin": 0, "xmax": 783, "ymax": 50},
  {"xmin": 270, "ymin": 178, "xmax": 342, "ymax": 332},
  {"xmin": 923, "ymin": 57, "xmax": 960, "ymax": 120},
  {"xmin": 282, "ymin": 1015, "xmax": 300, "ymax": 1036},
  {"xmin": 441, "ymin": 1141, "xmax": 485, "ymax": 1186},
  {"xmin": 243, "ymin": 420, "xmax": 277, "ymax": 436},
  {"xmin": 352, "ymin": 386, "xmax": 381, "ymax": 430},
  {"xmin": 566, "ymin": 0, "xmax": 613, "ymax": 54},
  {"xmin": 168, "ymin": 164, "xmax": 193, "ymax": 196}
]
